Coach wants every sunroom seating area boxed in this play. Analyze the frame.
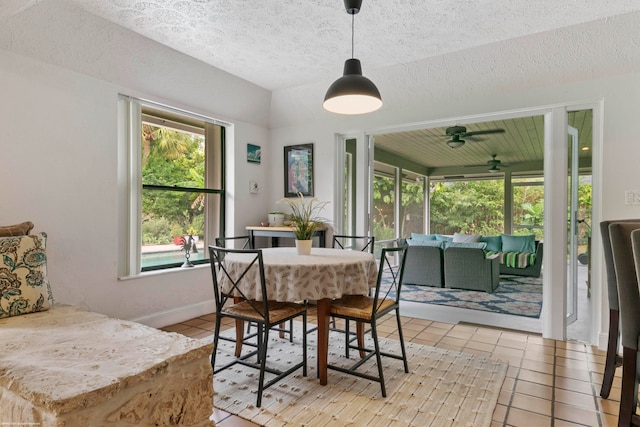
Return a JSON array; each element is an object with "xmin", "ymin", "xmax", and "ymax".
[{"xmin": 402, "ymin": 232, "xmax": 543, "ymax": 293}]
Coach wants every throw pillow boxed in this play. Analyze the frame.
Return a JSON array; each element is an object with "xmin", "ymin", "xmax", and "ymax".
[
  {"xmin": 452, "ymin": 232, "xmax": 480, "ymax": 243},
  {"xmin": 479, "ymin": 235, "xmax": 502, "ymax": 252},
  {"xmin": 0, "ymin": 232, "xmax": 53, "ymax": 318},
  {"xmin": 501, "ymin": 234, "xmax": 536, "ymax": 253},
  {"xmin": 434, "ymin": 234, "xmax": 454, "ymax": 242},
  {"xmin": 0, "ymin": 221, "xmax": 34, "ymax": 237},
  {"xmin": 410, "ymin": 233, "xmax": 436, "ymax": 241},
  {"xmin": 406, "ymin": 238, "xmax": 444, "ymax": 248}
]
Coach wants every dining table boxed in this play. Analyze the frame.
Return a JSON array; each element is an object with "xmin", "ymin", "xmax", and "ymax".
[{"xmin": 219, "ymin": 246, "xmax": 378, "ymax": 385}]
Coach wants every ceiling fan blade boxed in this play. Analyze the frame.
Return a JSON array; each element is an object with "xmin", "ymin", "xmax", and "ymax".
[{"xmin": 462, "ymin": 129, "xmax": 505, "ymax": 137}]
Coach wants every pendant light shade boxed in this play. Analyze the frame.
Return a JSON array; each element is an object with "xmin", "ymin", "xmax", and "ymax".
[
  {"xmin": 323, "ymin": 59, "xmax": 382, "ymax": 114},
  {"xmin": 323, "ymin": 0, "xmax": 382, "ymax": 115}
]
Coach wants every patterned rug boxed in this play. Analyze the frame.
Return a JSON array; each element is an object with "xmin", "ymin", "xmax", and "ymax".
[
  {"xmin": 384, "ymin": 273, "xmax": 543, "ymax": 318},
  {"xmin": 210, "ymin": 323, "xmax": 507, "ymax": 427}
]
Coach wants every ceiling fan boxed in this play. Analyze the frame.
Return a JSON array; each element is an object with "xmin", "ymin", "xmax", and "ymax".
[
  {"xmin": 445, "ymin": 125, "xmax": 505, "ymax": 148},
  {"xmin": 486, "ymin": 154, "xmax": 509, "ymax": 173}
]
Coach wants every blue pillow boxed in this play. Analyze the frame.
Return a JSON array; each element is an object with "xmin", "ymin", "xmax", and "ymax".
[
  {"xmin": 501, "ymin": 234, "xmax": 535, "ymax": 253},
  {"xmin": 479, "ymin": 235, "xmax": 502, "ymax": 252},
  {"xmin": 446, "ymin": 242, "xmax": 487, "ymax": 250},
  {"xmin": 406, "ymin": 238, "xmax": 444, "ymax": 248},
  {"xmin": 410, "ymin": 233, "xmax": 436, "ymax": 241},
  {"xmin": 435, "ymin": 234, "xmax": 453, "ymax": 242}
]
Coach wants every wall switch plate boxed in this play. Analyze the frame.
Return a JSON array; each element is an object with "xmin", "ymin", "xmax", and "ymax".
[
  {"xmin": 625, "ymin": 190, "xmax": 640, "ymax": 205},
  {"xmin": 250, "ymin": 181, "xmax": 259, "ymax": 194}
]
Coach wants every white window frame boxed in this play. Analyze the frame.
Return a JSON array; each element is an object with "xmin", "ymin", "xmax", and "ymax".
[{"xmin": 117, "ymin": 95, "xmax": 228, "ymax": 277}]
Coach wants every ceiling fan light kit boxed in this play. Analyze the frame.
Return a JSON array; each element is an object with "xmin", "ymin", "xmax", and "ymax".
[
  {"xmin": 447, "ymin": 135, "xmax": 466, "ymax": 148},
  {"xmin": 323, "ymin": 0, "xmax": 382, "ymax": 115},
  {"xmin": 443, "ymin": 125, "xmax": 505, "ymax": 148}
]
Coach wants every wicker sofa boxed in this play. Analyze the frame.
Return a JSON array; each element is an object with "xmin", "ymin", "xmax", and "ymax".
[{"xmin": 443, "ymin": 246, "xmax": 500, "ymax": 292}]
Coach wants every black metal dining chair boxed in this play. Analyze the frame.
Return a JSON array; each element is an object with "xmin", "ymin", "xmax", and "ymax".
[
  {"xmin": 215, "ymin": 235, "xmax": 252, "ymax": 251},
  {"xmin": 215, "ymin": 235, "xmax": 293, "ymax": 345},
  {"xmin": 332, "ymin": 234, "xmax": 375, "ymax": 254},
  {"xmin": 208, "ymin": 246, "xmax": 308, "ymax": 408},
  {"xmin": 327, "ymin": 245, "xmax": 409, "ymax": 397}
]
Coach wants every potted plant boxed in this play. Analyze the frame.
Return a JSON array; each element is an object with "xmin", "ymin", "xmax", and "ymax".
[
  {"xmin": 171, "ymin": 224, "xmax": 184, "ymax": 245},
  {"xmin": 279, "ymin": 193, "xmax": 328, "ymax": 255}
]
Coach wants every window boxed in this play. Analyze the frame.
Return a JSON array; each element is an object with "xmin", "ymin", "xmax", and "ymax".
[
  {"xmin": 429, "ymin": 177, "xmax": 505, "ymax": 236},
  {"xmin": 512, "ymin": 176, "xmax": 544, "ymax": 240},
  {"xmin": 118, "ymin": 97, "xmax": 226, "ymax": 275}
]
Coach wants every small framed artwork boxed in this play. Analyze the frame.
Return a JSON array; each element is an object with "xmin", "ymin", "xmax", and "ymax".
[
  {"xmin": 247, "ymin": 143, "xmax": 261, "ymax": 164},
  {"xmin": 284, "ymin": 143, "xmax": 314, "ymax": 197}
]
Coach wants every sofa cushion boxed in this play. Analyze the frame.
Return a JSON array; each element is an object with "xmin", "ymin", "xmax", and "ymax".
[
  {"xmin": 0, "ymin": 232, "xmax": 53, "ymax": 318},
  {"xmin": 479, "ymin": 235, "xmax": 502, "ymax": 252},
  {"xmin": 501, "ymin": 234, "xmax": 536, "ymax": 253},
  {"xmin": 435, "ymin": 234, "xmax": 453, "ymax": 242},
  {"xmin": 410, "ymin": 233, "xmax": 436, "ymax": 241},
  {"xmin": 452, "ymin": 232, "xmax": 480, "ymax": 243},
  {"xmin": 406, "ymin": 238, "xmax": 444, "ymax": 248},
  {"xmin": 0, "ymin": 221, "xmax": 34, "ymax": 237},
  {"xmin": 446, "ymin": 241, "xmax": 487, "ymax": 250}
]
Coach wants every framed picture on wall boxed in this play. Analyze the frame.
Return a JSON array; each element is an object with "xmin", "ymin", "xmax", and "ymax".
[
  {"xmin": 247, "ymin": 143, "xmax": 261, "ymax": 164},
  {"xmin": 284, "ymin": 143, "xmax": 314, "ymax": 197}
]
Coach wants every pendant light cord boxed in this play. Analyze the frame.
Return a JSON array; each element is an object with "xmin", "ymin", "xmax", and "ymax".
[{"xmin": 351, "ymin": 12, "xmax": 355, "ymax": 59}]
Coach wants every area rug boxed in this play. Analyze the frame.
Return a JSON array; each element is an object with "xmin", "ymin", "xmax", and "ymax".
[
  {"xmin": 385, "ymin": 273, "xmax": 543, "ymax": 318},
  {"xmin": 209, "ymin": 323, "xmax": 507, "ymax": 426}
]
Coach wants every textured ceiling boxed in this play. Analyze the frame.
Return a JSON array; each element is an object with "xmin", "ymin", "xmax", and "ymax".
[{"xmin": 9, "ymin": 0, "xmax": 638, "ymax": 91}]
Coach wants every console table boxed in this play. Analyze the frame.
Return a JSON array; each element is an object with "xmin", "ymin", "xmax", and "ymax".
[{"xmin": 246, "ymin": 225, "xmax": 327, "ymax": 248}]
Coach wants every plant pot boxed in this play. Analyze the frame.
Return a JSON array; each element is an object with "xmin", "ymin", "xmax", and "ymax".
[
  {"xmin": 295, "ymin": 239, "xmax": 312, "ymax": 255},
  {"xmin": 268, "ymin": 213, "xmax": 285, "ymax": 226}
]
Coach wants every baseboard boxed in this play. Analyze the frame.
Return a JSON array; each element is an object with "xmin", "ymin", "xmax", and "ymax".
[
  {"xmin": 598, "ymin": 331, "xmax": 609, "ymax": 351},
  {"xmin": 131, "ymin": 299, "xmax": 216, "ymax": 329}
]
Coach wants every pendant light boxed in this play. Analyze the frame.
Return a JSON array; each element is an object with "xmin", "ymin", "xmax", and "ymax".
[{"xmin": 323, "ymin": 0, "xmax": 382, "ymax": 115}]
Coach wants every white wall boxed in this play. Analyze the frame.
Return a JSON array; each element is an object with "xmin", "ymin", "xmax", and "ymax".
[
  {"xmin": 0, "ymin": 1, "xmax": 273, "ymax": 325},
  {"xmin": 269, "ymin": 13, "xmax": 640, "ymax": 346}
]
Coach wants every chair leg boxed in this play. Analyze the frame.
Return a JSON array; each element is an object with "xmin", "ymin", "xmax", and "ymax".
[
  {"xmin": 256, "ymin": 324, "xmax": 269, "ymax": 408},
  {"xmin": 370, "ymin": 321, "xmax": 386, "ymax": 397},
  {"xmin": 345, "ymin": 319, "xmax": 350, "ymax": 358},
  {"xmin": 618, "ymin": 346, "xmax": 639, "ymax": 426},
  {"xmin": 601, "ymin": 309, "xmax": 621, "ymax": 398},
  {"xmin": 211, "ymin": 316, "xmax": 222, "ymax": 372},
  {"xmin": 395, "ymin": 309, "xmax": 409, "ymax": 373},
  {"xmin": 356, "ymin": 321, "xmax": 366, "ymax": 359},
  {"xmin": 302, "ymin": 311, "xmax": 308, "ymax": 377}
]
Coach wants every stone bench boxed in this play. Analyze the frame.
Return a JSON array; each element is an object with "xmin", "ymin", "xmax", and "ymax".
[{"xmin": 0, "ymin": 304, "xmax": 214, "ymax": 426}]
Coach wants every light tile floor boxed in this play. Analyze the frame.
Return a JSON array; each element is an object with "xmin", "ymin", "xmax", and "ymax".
[{"xmin": 162, "ymin": 308, "xmax": 620, "ymax": 427}]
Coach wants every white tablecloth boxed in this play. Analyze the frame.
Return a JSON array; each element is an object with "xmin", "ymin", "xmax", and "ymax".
[{"xmin": 220, "ymin": 247, "xmax": 378, "ymax": 302}]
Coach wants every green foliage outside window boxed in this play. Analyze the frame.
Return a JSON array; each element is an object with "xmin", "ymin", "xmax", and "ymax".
[
  {"xmin": 430, "ymin": 180, "xmax": 505, "ymax": 236},
  {"xmin": 141, "ymin": 124, "xmax": 205, "ymax": 245},
  {"xmin": 372, "ymin": 174, "xmax": 592, "ymax": 243}
]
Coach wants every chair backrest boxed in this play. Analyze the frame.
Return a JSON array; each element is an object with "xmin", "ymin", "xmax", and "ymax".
[
  {"xmin": 215, "ymin": 235, "xmax": 252, "ymax": 249},
  {"xmin": 208, "ymin": 245, "xmax": 268, "ymax": 322},
  {"xmin": 332, "ymin": 234, "xmax": 375, "ymax": 254},
  {"xmin": 373, "ymin": 245, "xmax": 408, "ymax": 314},
  {"xmin": 600, "ymin": 219, "xmax": 640, "ymax": 311},
  {"xmin": 608, "ymin": 222, "xmax": 640, "ymax": 350}
]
